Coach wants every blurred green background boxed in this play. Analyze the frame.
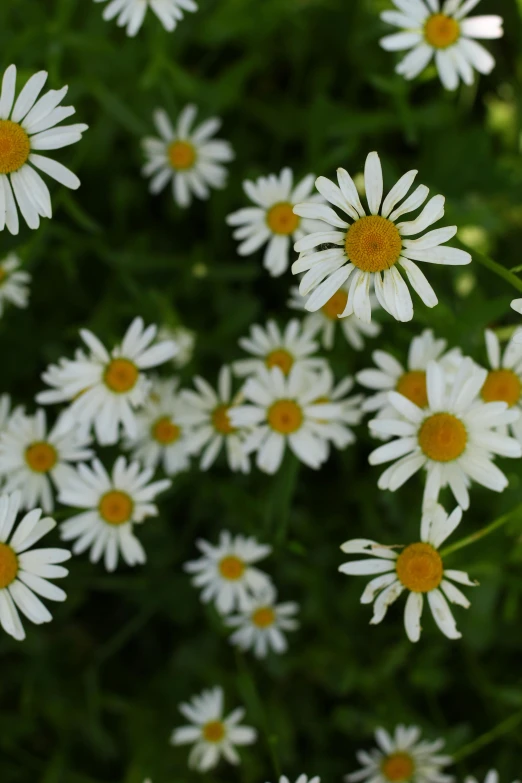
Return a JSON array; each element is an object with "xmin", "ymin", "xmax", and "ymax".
[{"xmin": 1, "ymin": 0, "xmax": 522, "ymax": 780}]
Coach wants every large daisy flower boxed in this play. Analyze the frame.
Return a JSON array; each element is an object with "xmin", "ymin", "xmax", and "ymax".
[
  {"xmin": 225, "ymin": 585, "xmax": 299, "ymax": 658},
  {"xmin": 380, "ymin": 0, "xmax": 503, "ymax": 91},
  {"xmin": 142, "ymin": 105, "xmax": 234, "ymax": 209},
  {"xmin": 369, "ymin": 359, "xmax": 521, "ymax": 510},
  {"xmin": 0, "ymin": 64, "xmax": 87, "ymax": 234},
  {"xmin": 292, "ymin": 151, "xmax": 471, "ymax": 323},
  {"xmin": 233, "ymin": 319, "xmax": 325, "ymax": 380},
  {"xmin": 480, "ymin": 328, "xmax": 522, "ymax": 443},
  {"xmin": 94, "ymin": 0, "xmax": 198, "ymax": 37},
  {"xmin": 466, "ymin": 773, "xmax": 519, "ymax": 783},
  {"xmin": 0, "ymin": 253, "xmax": 31, "ymax": 316}
]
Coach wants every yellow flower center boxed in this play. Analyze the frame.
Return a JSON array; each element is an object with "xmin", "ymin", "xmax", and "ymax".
[
  {"xmin": 381, "ymin": 752, "xmax": 416, "ymax": 782},
  {"xmin": 321, "ymin": 289, "xmax": 349, "ymax": 320},
  {"xmin": 0, "ymin": 543, "xmax": 18, "ymax": 589},
  {"xmin": 168, "ymin": 140, "xmax": 196, "ymax": 170},
  {"xmin": 251, "ymin": 606, "xmax": 276, "ymax": 628},
  {"xmin": 152, "ymin": 416, "xmax": 181, "ymax": 445},
  {"xmin": 104, "ymin": 358, "xmax": 139, "ymax": 393},
  {"xmin": 0, "ymin": 120, "xmax": 31, "ymax": 174},
  {"xmin": 418, "ymin": 412, "xmax": 467, "ymax": 462},
  {"xmin": 481, "ymin": 369, "xmax": 521, "ymax": 407},
  {"xmin": 202, "ymin": 720, "xmax": 226, "ymax": 743},
  {"xmin": 396, "ymin": 370, "xmax": 428, "ymax": 408},
  {"xmin": 396, "ymin": 542, "xmax": 443, "ymax": 594},
  {"xmin": 265, "ymin": 348, "xmax": 294, "ymax": 375},
  {"xmin": 345, "ymin": 216, "xmax": 402, "ymax": 273},
  {"xmin": 212, "ymin": 404, "xmax": 236, "ymax": 435},
  {"xmin": 424, "ymin": 13, "xmax": 460, "ymax": 49},
  {"xmin": 267, "ymin": 399, "xmax": 303, "ymax": 434},
  {"xmin": 99, "ymin": 490, "xmax": 134, "ymax": 526},
  {"xmin": 25, "ymin": 441, "xmax": 58, "ymax": 473},
  {"xmin": 266, "ymin": 202, "xmax": 300, "ymax": 235},
  {"xmin": 218, "ymin": 555, "xmax": 245, "ymax": 581}
]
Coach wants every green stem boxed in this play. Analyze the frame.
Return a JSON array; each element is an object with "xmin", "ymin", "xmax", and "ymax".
[
  {"xmin": 452, "ymin": 709, "xmax": 522, "ymax": 762},
  {"xmin": 440, "ymin": 504, "xmax": 522, "ymax": 558},
  {"xmin": 471, "ymin": 248, "xmax": 522, "ymax": 294}
]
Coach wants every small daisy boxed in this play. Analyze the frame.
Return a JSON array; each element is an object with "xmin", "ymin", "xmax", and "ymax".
[
  {"xmin": 0, "ymin": 490, "xmax": 71, "ymax": 641},
  {"xmin": 466, "ymin": 773, "xmax": 520, "ymax": 783},
  {"xmin": 380, "ymin": 0, "xmax": 503, "ymax": 91},
  {"xmin": 94, "ymin": 0, "xmax": 198, "ymax": 37},
  {"xmin": 226, "ymin": 586, "xmax": 299, "ymax": 658},
  {"xmin": 0, "ymin": 64, "xmax": 88, "ymax": 234},
  {"xmin": 184, "ymin": 530, "xmax": 273, "ymax": 614},
  {"xmin": 233, "ymin": 319, "xmax": 325, "ymax": 379},
  {"xmin": 180, "ymin": 366, "xmax": 251, "ymax": 473},
  {"xmin": 142, "ymin": 105, "xmax": 234, "ymax": 208},
  {"xmin": 0, "ymin": 253, "xmax": 30, "ymax": 315},
  {"xmin": 271, "ymin": 777, "xmax": 320, "ymax": 783},
  {"xmin": 288, "ymin": 284, "xmax": 381, "ymax": 351},
  {"xmin": 227, "ymin": 168, "xmax": 322, "ymax": 277},
  {"xmin": 311, "ymin": 366, "xmax": 363, "ymax": 452},
  {"xmin": 158, "ymin": 324, "xmax": 196, "ymax": 368},
  {"xmin": 345, "ymin": 724, "xmax": 453, "ymax": 783},
  {"xmin": 0, "ymin": 409, "xmax": 93, "ymax": 513},
  {"xmin": 58, "ymin": 456, "xmax": 171, "ymax": 572},
  {"xmin": 36, "ymin": 317, "xmax": 177, "ymax": 445},
  {"xmin": 292, "ymin": 151, "xmax": 471, "ymax": 323},
  {"xmin": 481, "ymin": 329, "xmax": 522, "ymax": 443},
  {"xmin": 369, "ymin": 359, "xmax": 521, "ymax": 510},
  {"xmin": 171, "ymin": 686, "xmax": 257, "ymax": 772}
]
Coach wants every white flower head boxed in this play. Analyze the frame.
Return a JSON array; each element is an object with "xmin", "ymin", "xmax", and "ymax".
[
  {"xmin": 271, "ymin": 777, "xmax": 320, "ymax": 783},
  {"xmin": 0, "ymin": 490, "xmax": 71, "ymax": 641},
  {"xmin": 465, "ymin": 772, "xmax": 520, "ymax": 783},
  {"xmin": 227, "ymin": 168, "xmax": 322, "ymax": 277},
  {"xmin": 226, "ymin": 585, "xmax": 299, "ymax": 658},
  {"xmin": 480, "ymin": 329, "xmax": 522, "ymax": 443},
  {"xmin": 94, "ymin": 0, "xmax": 198, "ymax": 37},
  {"xmin": 0, "ymin": 64, "xmax": 88, "ymax": 234},
  {"xmin": 171, "ymin": 686, "xmax": 257, "ymax": 772},
  {"xmin": 292, "ymin": 151, "xmax": 471, "ymax": 323},
  {"xmin": 158, "ymin": 324, "xmax": 196, "ymax": 368},
  {"xmin": 36, "ymin": 317, "xmax": 177, "ymax": 445},
  {"xmin": 184, "ymin": 530, "xmax": 273, "ymax": 614},
  {"xmin": 345, "ymin": 724, "xmax": 454, "ymax": 783},
  {"xmin": 380, "ymin": 0, "xmax": 503, "ymax": 91},
  {"xmin": 142, "ymin": 105, "xmax": 234, "ymax": 208},
  {"xmin": 58, "ymin": 456, "xmax": 171, "ymax": 572},
  {"xmin": 311, "ymin": 365, "xmax": 363, "ymax": 453},
  {"xmin": 0, "ymin": 253, "xmax": 30, "ymax": 315},
  {"xmin": 369, "ymin": 358, "xmax": 521, "ymax": 510}
]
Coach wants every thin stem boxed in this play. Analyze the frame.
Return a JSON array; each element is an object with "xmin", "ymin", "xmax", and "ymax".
[
  {"xmin": 452, "ymin": 709, "xmax": 522, "ymax": 762},
  {"xmin": 470, "ymin": 247, "xmax": 522, "ymax": 294},
  {"xmin": 440, "ymin": 504, "xmax": 522, "ymax": 558}
]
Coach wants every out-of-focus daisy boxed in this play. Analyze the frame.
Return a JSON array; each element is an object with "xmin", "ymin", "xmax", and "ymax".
[
  {"xmin": 292, "ymin": 151, "xmax": 470, "ymax": 323},
  {"xmin": 0, "ymin": 253, "xmax": 30, "ymax": 315},
  {"xmin": 0, "ymin": 490, "xmax": 71, "ymax": 641},
  {"xmin": 158, "ymin": 324, "xmax": 195, "ymax": 368},
  {"xmin": 227, "ymin": 168, "xmax": 322, "ymax": 277},
  {"xmin": 171, "ymin": 686, "xmax": 257, "ymax": 772},
  {"xmin": 58, "ymin": 456, "xmax": 171, "ymax": 572},
  {"xmin": 311, "ymin": 366, "xmax": 363, "ymax": 453},
  {"xmin": 481, "ymin": 329, "xmax": 522, "ymax": 442},
  {"xmin": 142, "ymin": 105, "xmax": 233, "ymax": 208},
  {"xmin": 0, "ymin": 409, "xmax": 93, "ymax": 513},
  {"xmin": 345, "ymin": 724, "xmax": 453, "ymax": 783},
  {"xmin": 180, "ymin": 366, "xmax": 251, "ymax": 473},
  {"xmin": 233, "ymin": 319, "xmax": 325, "ymax": 379},
  {"xmin": 466, "ymin": 772, "xmax": 520, "ymax": 783},
  {"xmin": 36, "ymin": 317, "xmax": 177, "ymax": 445},
  {"xmin": 0, "ymin": 64, "xmax": 87, "ymax": 234},
  {"xmin": 369, "ymin": 359, "xmax": 521, "ymax": 510},
  {"xmin": 94, "ymin": 0, "xmax": 198, "ymax": 37},
  {"xmin": 271, "ymin": 777, "xmax": 320, "ymax": 783},
  {"xmin": 225, "ymin": 585, "xmax": 299, "ymax": 658},
  {"xmin": 380, "ymin": 0, "xmax": 503, "ymax": 91},
  {"xmin": 184, "ymin": 530, "xmax": 272, "ymax": 614}
]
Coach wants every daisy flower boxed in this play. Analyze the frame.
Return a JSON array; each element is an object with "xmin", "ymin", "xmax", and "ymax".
[
  {"xmin": 36, "ymin": 317, "xmax": 177, "ymax": 445},
  {"xmin": 292, "ymin": 151, "xmax": 471, "ymax": 323},
  {"xmin": 271, "ymin": 777, "xmax": 320, "ymax": 783},
  {"xmin": 142, "ymin": 105, "xmax": 234, "ymax": 209},
  {"xmin": 94, "ymin": 0, "xmax": 198, "ymax": 37},
  {"xmin": 345, "ymin": 724, "xmax": 453, "ymax": 783},
  {"xmin": 184, "ymin": 530, "xmax": 273, "ymax": 614},
  {"xmin": 311, "ymin": 366, "xmax": 363, "ymax": 452},
  {"xmin": 58, "ymin": 456, "xmax": 171, "ymax": 572},
  {"xmin": 225, "ymin": 585, "xmax": 299, "ymax": 658},
  {"xmin": 171, "ymin": 686, "xmax": 257, "ymax": 772},
  {"xmin": 158, "ymin": 324, "xmax": 196, "ymax": 368},
  {"xmin": 0, "ymin": 64, "xmax": 87, "ymax": 234},
  {"xmin": 380, "ymin": 0, "xmax": 503, "ymax": 91},
  {"xmin": 369, "ymin": 359, "xmax": 521, "ymax": 510},
  {"xmin": 0, "ymin": 409, "xmax": 93, "ymax": 513},
  {"xmin": 233, "ymin": 319, "xmax": 325, "ymax": 379},
  {"xmin": 480, "ymin": 329, "xmax": 522, "ymax": 442},
  {"xmin": 0, "ymin": 490, "xmax": 71, "ymax": 641},
  {"xmin": 288, "ymin": 284, "xmax": 381, "ymax": 351},
  {"xmin": 466, "ymin": 773, "xmax": 520, "ymax": 783},
  {"xmin": 0, "ymin": 253, "xmax": 31, "ymax": 315},
  {"xmin": 180, "ymin": 366, "xmax": 251, "ymax": 473},
  {"xmin": 226, "ymin": 168, "xmax": 322, "ymax": 277}
]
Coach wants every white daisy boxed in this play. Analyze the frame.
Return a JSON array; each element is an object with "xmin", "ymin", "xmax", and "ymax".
[
  {"xmin": 180, "ymin": 366, "xmax": 251, "ymax": 473},
  {"xmin": 36, "ymin": 317, "xmax": 177, "ymax": 445},
  {"xmin": 58, "ymin": 456, "xmax": 171, "ymax": 572},
  {"xmin": 0, "ymin": 253, "xmax": 30, "ymax": 315},
  {"xmin": 142, "ymin": 105, "xmax": 233, "ymax": 208},
  {"xmin": 233, "ymin": 319, "xmax": 325, "ymax": 379},
  {"xmin": 227, "ymin": 168, "xmax": 322, "ymax": 277},
  {"xmin": 94, "ymin": 0, "xmax": 198, "ymax": 37},
  {"xmin": 270, "ymin": 777, "xmax": 320, "ymax": 783},
  {"xmin": 0, "ymin": 64, "xmax": 88, "ymax": 234},
  {"xmin": 480, "ymin": 329, "xmax": 522, "ymax": 442},
  {"xmin": 380, "ymin": 0, "xmax": 503, "ymax": 91},
  {"xmin": 345, "ymin": 724, "xmax": 453, "ymax": 783},
  {"xmin": 171, "ymin": 686, "xmax": 257, "ymax": 772},
  {"xmin": 225, "ymin": 585, "xmax": 299, "ymax": 658},
  {"xmin": 0, "ymin": 490, "xmax": 71, "ymax": 642},
  {"xmin": 292, "ymin": 151, "xmax": 471, "ymax": 323},
  {"xmin": 369, "ymin": 358, "xmax": 521, "ymax": 510},
  {"xmin": 158, "ymin": 324, "xmax": 195, "ymax": 368},
  {"xmin": 0, "ymin": 409, "xmax": 93, "ymax": 513},
  {"xmin": 184, "ymin": 530, "xmax": 273, "ymax": 614},
  {"xmin": 311, "ymin": 366, "xmax": 363, "ymax": 453},
  {"xmin": 465, "ymin": 772, "xmax": 520, "ymax": 783}
]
